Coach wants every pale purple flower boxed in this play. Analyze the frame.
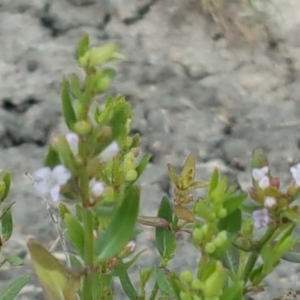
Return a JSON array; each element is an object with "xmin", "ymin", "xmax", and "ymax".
[
  {"xmin": 100, "ymin": 141, "xmax": 119, "ymax": 162},
  {"xmin": 253, "ymin": 208, "xmax": 270, "ymax": 228},
  {"xmin": 252, "ymin": 166, "xmax": 270, "ymax": 189},
  {"xmin": 89, "ymin": 179, "xmax": 105, "ymax": 197},
  {"xmin": 290, "ymin": 163, "xmax": 300, "ymax": 187},
  {"xmin": 65, "ymin": 132, "xmax": 79, "ymax": 156},
  {"xmin": 33, "ymin": 165, "xmax": 71, "ymax": 202},
  {"xmin": 264, "ymin": 196, "xmax": 276, "ymax": 208}
]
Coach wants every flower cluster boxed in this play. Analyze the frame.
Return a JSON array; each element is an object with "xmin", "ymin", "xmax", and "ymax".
[
  {"xmin": 33, "ymin": 132, "xmax": 119, "ymax": 203},
  {"xmin": 252, "ymin": 163, "xmax": 300, "ymax": 229}
]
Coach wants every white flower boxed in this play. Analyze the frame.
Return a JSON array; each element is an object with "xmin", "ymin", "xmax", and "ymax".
[
  {"xmin": 65, "ymin": 132, "xmax": 79, "ymax": 156},
  {"xmin": 253, "ymin": 208, "xmax": 270, "ymax": 229},
  {"xmin": 100, "ymin": 141, "xmax": 119, "ymax": 162},
  {"xmin": 89, "ymin": 179, "xmax": 105, "ymax": 197},
  {"xmin": 252, "ymin": 167, "xmax": 270, "ymax": 189},
  {"xmin": 258, "ymin": 176, "xmax": 270, "ymax": 189},
  {"xmin": 264, "ymin": 196, "xmax": 276, "ymax": 208},
  {"xmin": 33, "ymin": 165, "xmax": 71, "ymax": 202},
  {"xmin": 252, "ymin": 166, "xmax": 269, "ymax": 181},
  {"xmin": 290, "ymin": 163, "xmax": 300, "ymax": 187}
]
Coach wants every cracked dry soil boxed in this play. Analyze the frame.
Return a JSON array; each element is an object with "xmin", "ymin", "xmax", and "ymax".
[{"xmin": 0, "ymin": 0, "xmax": 300, "ymax": 299}]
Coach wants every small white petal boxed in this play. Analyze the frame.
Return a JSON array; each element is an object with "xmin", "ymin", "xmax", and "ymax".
[
  {"xmin": 264, "ymin": 196, "xmax": 276, "ymax": 208},
  {"xmin": 100, "ymin": 141, "xmax": 119, "ymax": 162},
  {"xmin": 290, "ymin": 163, "xmax": 300, "ymax": 187},
  {"xmin": 258, "ymin": 176, "xmax": 270, "ymax": 189},
  {"xmin": 34, "ymin": 167, "xmax": 52, "ymax": 180},
  {"xmin": 126, "ymin": 241, "xmax": 136, "ymax": 252},
  {"xmin": 252, "ymin": 166, "xmax": 269, "ymax": 181},
  {"xmin": 66, "ymin": 132, "xmax": 79, "ymax": 156},
  {"xmin": 52, "ymin": 165, "xmax": 71, "ymax": 185},
  {"xmin": 90, "ymin": 180, "xmax": 105, "ymax": 197},
  {"xmin": 50, "ymin": 185, "xmax": 61, "ymax": 202}
]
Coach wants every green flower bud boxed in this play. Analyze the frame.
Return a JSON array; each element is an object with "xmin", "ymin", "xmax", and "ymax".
[
  {"xmin": 103, "ymin": 186, "xmax": 114, "ymax": 202},
  {"xmin": 205, "ymin": 242, "xmax": 216, "ymax": 254},
  {"xmin": 191, "ymin": 278, "xmax": 202, "ymax": 290},
  {"xmin": 180, "ymin": 270, "xmax": 194, "ymax": 284},
  {"xmin": 208, "ymin": 212, "xmax": 216, "ymax": 221},
  {"xmin": 96, "ymin": 76, "xmax": 111, "ymax": 93},
  {"xmin": 125, "ymin": 136, "xmax": 133, "ymax": 148},
  {"xmin": 192, "ymin": 228, "xmax": 204, "ymax": 244},
  {"xmin": 214, "ymin": 231, "xmax": 227, "ymax": 248},
  {"xmin": 180, "ymin": 291, "xmax": 191, "ymax": 300},
  {"xmin": 73, "ymin": 120, "xmax": 93, "ymax": 135},
  {"xmin": 217, "ymin": 208, "xmax": 227, "ymax": 218},
  {"xmin": 203, "ymin": 262, "xmax": 224, "ymax": 298},
  {"xmin": 125, "ymin": 170, "xmax": 138, "ymax": 182},
  {"xmin": 78, "ymin": 44, "xmax": 124, "ymax": 68},
  {"xmin": 123, "ymin": 152, "xmax": 136, "ymax": 172}
]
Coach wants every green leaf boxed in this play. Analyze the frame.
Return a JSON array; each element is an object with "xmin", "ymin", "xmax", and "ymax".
[
  {"xmin": 156, "ymin": 269, "xmax": 175, "ymax": 297},
  {"xmin": 0, "ymin": 275, "xmax": 30, "ymax": 300},
  {"xmin": 155, "ymin": 197, "xmax": 175, "ymax": 258},
  {"xmin": 118, "ymin": 269, "xmax": 139, "ymax": 300},
  {"xmin": 218, "ymin": 209, "xmax": 241, "ymax": 233},
  {"xmin": 136, "ymin": 154, "xmax": 152, "ymax": 180},
  {"xmin": 76, "ymin": 34, "xmax": 90, "ymax": 60},
  {"xmin": 44, "ymin": 148, "xmax": 60, "ymax": 168},
  {"xmin": 167, "ymin": 163, "xmax": 180, "ymax": 188},
  {"xmin": 69, "ymin": 254, "xmax": 83, "ymax": 269},
  {"xmin": 1, "ymin": 204, "xmax": 13, "ymax": 242},
  {"xmin": 6, "ymin": 255, "xmax": 23, "ymax": 267},
  {"xmin": 69, "ymin": 73, "xmax": 82, "ymax": 100},
  {"xmin": 58, "ymin": 203, "xmax": 71, "ymax": 221},
  {"xmin": 220, "ymin": 280, "xmax": 244, "ymax": 300},
  {"xmin": 95, "ymin": 186, "xmax": 140, "ymax": 261},
  {"xmin": 223, "ymin": 193, "xmax": 247, "ymax": 215},
  {"xmin": 64, "ymin": 213, "xmax": 84, "ymax": 257},
  {"xmin": 27, "ymin": 238, "xmax": 80, "ymax": 300},
  {"xmin": 2, "ymin": 173, "xmax": 11, "ymax": 201},
  {"xmin": 140, "ymin": 266, "xmax": 155, "ymax": 287},
  {"xmin": 181, "ymin": 153, "xmax": 196, "ymax": 188},
  {"xmin": 61, "ymin": 77, "xmax": 77, "ymax": 130},
  {"xmin": 209, "ymin": 169, "xmax": 219, "ymax": 195}
]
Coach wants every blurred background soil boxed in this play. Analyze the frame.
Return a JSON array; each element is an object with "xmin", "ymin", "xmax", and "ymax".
[{"xmin": 1, "ymin": 0, "xmax": 300, "ymax": 299}]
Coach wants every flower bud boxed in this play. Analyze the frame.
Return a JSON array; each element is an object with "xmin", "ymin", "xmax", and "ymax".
[
  {"xmin": 73, "ymin": 120, "xmax": 93, "ymax": 135},
  {"xmin": 193, "ymin": 228, "xmax": 204, "ymax": 244},
  {"xmin": 191, "ymin": 278, "xmax": 202, "ymax": 290},
  {"xmin": 217, "ymin": 208, "xmax": 227, "ymax": 218},
  {"xmin": 270, "ymin": 177, "xmax": 280, "ymax": 189},
  {"xmin": 208, "ymin": 212, "xmax": 216, "ymax": 222},
  {"xmin": 205, "ymin": 242, "xmax": 216, "ymax": 254},
  {"xmin": 180, "ymin": 291, "xmax": 191, "ymax": 300},
  {"xmin": 123, "ymin": 152, "xmax": 136, "ymax": 172},
  {"xmin": 203, "ymin": 262, "xmax": 224, "ymax": 298},
  {"xmin": 125, "ymin": 170, "xmax": 138, "ymax": 182},
  {"xmin": 180, "ymin": 270, "xmax": 194, "ymax": 284},
  {"xmin": 214, "ymin": 231, "xmax": 227, "ymax": 248}
]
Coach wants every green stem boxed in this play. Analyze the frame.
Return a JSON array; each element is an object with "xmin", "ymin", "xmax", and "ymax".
[
  {"xmin": 242, "ymin": 227, "xmax": 276, "ymax": 282},
  {"xmin": 82, "ymin": 207, "xmax": 94, "ymax": 300},
  {"xmin": 149, "ymin": 282, "xmax": 159, "ymax": 300},
  {"xmin": 197, "ymin": 251, "xmax": 209, "ymax": 280}
]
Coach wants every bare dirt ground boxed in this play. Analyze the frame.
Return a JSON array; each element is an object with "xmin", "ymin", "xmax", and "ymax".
[{"xmin": 0, "ymin": 0, "xmax": 300, "ymax": 299}]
